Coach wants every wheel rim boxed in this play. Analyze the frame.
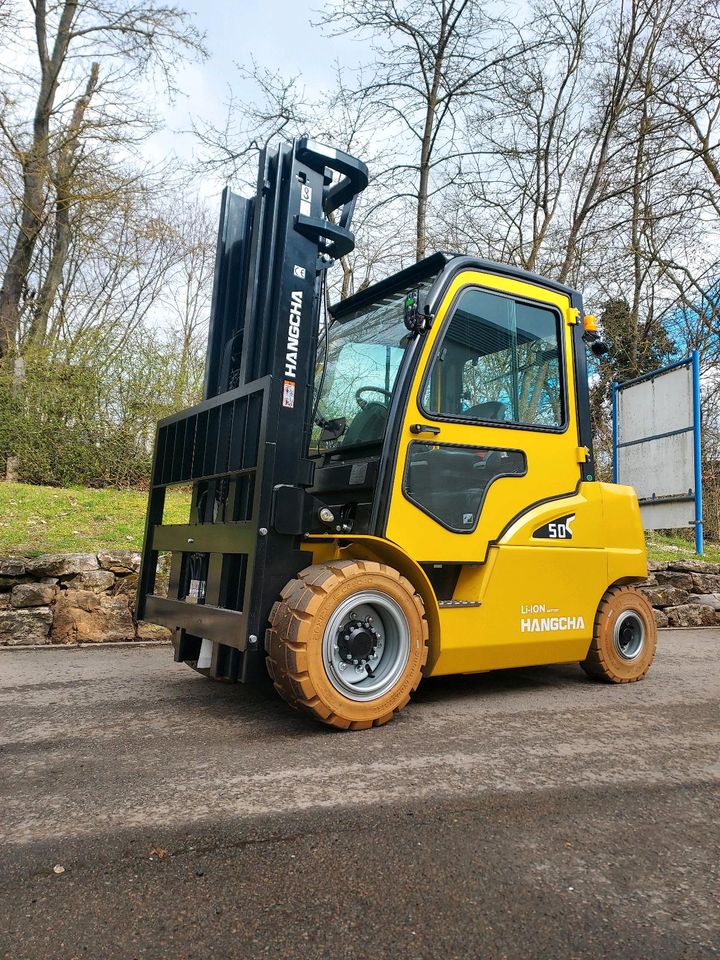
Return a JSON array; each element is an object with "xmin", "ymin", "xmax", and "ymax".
[
  {"xmin": 322, "ymin": 590, "xmax": 411, "ymax": 702},
  {"xmin": 613, "ymin": 610, "xmax": 645, "ymax": 661}
]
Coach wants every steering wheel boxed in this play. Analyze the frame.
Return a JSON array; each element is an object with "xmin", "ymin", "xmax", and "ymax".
[{"xmin": 355, "ymin": 385, "xmax": 392, "ymax": 410}]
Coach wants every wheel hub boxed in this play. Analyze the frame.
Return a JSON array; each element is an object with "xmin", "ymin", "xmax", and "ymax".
[
  {"xmin": 613, "ymin": 611, "xmax": 645, "ymax": 660},
  {"xmin": 337, "ymin": 618, "xmax": 379, "ymax": 664},
  {"xmin": 322, "ymin": 593, "xmax": 411, "ymax": 702}
]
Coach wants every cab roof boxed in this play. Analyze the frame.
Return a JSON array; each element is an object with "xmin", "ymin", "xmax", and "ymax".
[{"xmin": 330, "ymin": 252, "xmax": 581, "ymax": 321}]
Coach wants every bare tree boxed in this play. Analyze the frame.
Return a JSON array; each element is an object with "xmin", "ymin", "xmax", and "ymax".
[
  {"xmin": 29, "ymin": 61, "xmax": 99, "ymax": 345},
  {"xmin": 442, "ymin": 0, "xmax": 592, "ymax": 272},
  {"xmin": 319, "ymin": 0, "xmax": 531, "ymax": 260},
  {"xmin": 0, "ymin": 0, "xmax": 204, "ymax": 356},
  {"xmin": 657, "ymin": 1, "xmax": 720, "ymax": 207},
  {"xmin": 194, "ymin": 60, "xmax": 314, "ymax": 186},
  {"xmin": 161, "ymin": 196, "xmax": 216, "ymax": 407}
]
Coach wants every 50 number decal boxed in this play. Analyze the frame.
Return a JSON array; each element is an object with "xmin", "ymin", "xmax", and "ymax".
[{"xmin": 532, "ymin": 513, "xmax": 575, "ymax": 541}]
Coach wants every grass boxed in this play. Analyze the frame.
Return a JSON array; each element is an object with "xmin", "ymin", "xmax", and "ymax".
[
  {"xmin": 645, "ymin": 531, "xmax": 720, "ymax": 564},
  {"xmin": 0, "ymin": 482, "xmax": 190, "ymax": 557},
  {"xmin": 0, "ymin": 481, "xmax": 718, "ymax": 563}
]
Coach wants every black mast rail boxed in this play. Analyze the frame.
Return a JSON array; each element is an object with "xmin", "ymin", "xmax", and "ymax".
[{"xmin": 136, "ymin": 138, "xmax": 368, "ymax": 681}]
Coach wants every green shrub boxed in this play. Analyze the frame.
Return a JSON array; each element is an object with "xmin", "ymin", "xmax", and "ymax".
[{"xmin": 0, "ymin": 335, "xmax": 203, "ymax": 488}]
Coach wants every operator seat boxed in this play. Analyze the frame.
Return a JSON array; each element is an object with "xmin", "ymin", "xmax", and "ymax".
[
  {"xmin": 463, "ymin": 400, "xmax": 506, "ymax": 421},
  {"xmin": 341, "ymin": 402, "xmax": 389, "ymax": 447}
]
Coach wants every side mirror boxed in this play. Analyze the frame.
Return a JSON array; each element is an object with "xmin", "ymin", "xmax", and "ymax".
[
  {"xmin": 404, "ymin": 290, "xmax": 433, "ymax": 334},
  {"xmin": 583, "ymin": 330, "xmax": 609, "ymax": 357}
]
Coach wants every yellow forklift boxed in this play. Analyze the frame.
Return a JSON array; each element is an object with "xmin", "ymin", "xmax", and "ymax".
[{"xmin": 137, "ymin": 138, "xmax": 655, "ymax": 730}]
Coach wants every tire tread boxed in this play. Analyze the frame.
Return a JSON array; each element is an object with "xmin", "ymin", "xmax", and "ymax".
[{"xmin": 582, "ymin": 585, "xmax": 656, "ymax": 683}]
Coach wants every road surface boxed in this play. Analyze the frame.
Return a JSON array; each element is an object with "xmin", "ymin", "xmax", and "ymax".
[{"xmin": 1, "ymin": 630, "xmax": 718, "ymax": 959}]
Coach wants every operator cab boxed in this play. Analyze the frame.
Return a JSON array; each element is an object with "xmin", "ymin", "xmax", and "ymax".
[{"xmin": 308, "ymin": 251, "xmax": 572, "ymax": 537}]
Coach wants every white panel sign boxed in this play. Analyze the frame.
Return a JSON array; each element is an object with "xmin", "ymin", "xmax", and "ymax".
[
  {"xmin": 616, "ymin": 364, "xmax": 695, "ymax": 531},
  {"xmin": 639, "ymin": 500, "xmax": 695, "ymax": 529}
]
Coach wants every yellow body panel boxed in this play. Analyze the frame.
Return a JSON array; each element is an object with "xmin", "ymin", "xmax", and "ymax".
[
  {"xmin": 433, "ymin": 546, "xmax": 606, "ymax": 675},
  {"xmin": 305, "ymin": 269, "xmax": 648, "ymax": 680},
  {"xmin": 428, "ymin": 481, "xmax": 646, "ymax": 675}
]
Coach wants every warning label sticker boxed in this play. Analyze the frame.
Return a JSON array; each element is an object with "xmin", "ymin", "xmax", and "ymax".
[{"xmin": 282, "ymin": 380, "xmax": 296, "ymax": 408}]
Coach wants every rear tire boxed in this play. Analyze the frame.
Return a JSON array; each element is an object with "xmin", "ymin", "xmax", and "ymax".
[
  {"xmin": 266, "ymin": 560, "xmax": 429, "ymax": 729},
  {"xmin": 581, "ymin": 585, "xmax": 656, "ymax": 683}
]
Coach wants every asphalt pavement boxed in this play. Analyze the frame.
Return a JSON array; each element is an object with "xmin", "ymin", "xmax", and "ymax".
[{"xmin": 1, "ymin": 630, "xmax": 718, "ymax": 959}]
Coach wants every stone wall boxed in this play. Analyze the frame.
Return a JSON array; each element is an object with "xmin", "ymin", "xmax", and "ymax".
[
  {"xmin": 641, "ymin": 559, "xmax": 720, "ymax": 628},
  {"xmin": 0, "ymin": 552, "xmax": 170, "ymax": 646},
  {"xmin": 0, "ymin": 552, "xmax": 718, "ymax": 646}
]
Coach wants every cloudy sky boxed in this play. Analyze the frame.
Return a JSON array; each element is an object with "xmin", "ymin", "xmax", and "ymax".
[{"xmin": 147, "ymin": 1, "xmax": 363, "ymax": 195}]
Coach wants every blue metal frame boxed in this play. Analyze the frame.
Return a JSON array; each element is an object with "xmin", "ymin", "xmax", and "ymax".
[
  {"xmin": 614, "ymin": 355, "xmax": 695, "ymax": 390},
  {"xmin": 612, "ymin": 351, "xmax": 703, "ymax": 555},
  {"xmin": 611, "ymin": 381, "xmax": 619, "ymax": 484},
  {"xmin": 692, "ymin": 349, "xmax": 704, "ymax": 554}
]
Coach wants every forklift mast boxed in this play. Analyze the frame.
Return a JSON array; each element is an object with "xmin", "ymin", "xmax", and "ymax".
[{"xmin": 136, "ymin": 139, "xmax": 369, "ymax": 681}]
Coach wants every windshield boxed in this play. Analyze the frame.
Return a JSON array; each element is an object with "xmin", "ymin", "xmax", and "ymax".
[{"xmin": 311, "ymin": 279, "xmax": 433, "ymax": 454}]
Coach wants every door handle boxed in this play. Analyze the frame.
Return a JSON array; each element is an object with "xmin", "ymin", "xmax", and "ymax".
[{"xmin": 410, "ymin": 423, "xmax": 441, "ymax": 435}]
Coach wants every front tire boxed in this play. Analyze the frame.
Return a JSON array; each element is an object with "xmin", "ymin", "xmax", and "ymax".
[
  {"xmin": 581, "ymin": 585, "xmax": 657, "ymax": 683},
  {"xmin": 266, "ymin": 560, "xmax": 429, "ymax": 729}
]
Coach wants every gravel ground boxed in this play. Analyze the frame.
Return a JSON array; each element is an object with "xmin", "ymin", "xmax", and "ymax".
[{"xmin": 1, "ymin": 629, "xmax": 718, "ymax": 959}]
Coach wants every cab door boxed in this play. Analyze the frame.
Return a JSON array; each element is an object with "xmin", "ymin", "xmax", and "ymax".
[{"xmin": 385, "ymin": 269, "xmax": 583, "ymax": 564}]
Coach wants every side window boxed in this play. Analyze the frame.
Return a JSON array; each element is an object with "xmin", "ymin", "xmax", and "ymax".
[
  {"xmin": 423, "ymin": 288, "xmax": 564, "ymax": 428},
  {"xmin": 403, "ymin": 442, "xmax": 526, "ymax": 532}
]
